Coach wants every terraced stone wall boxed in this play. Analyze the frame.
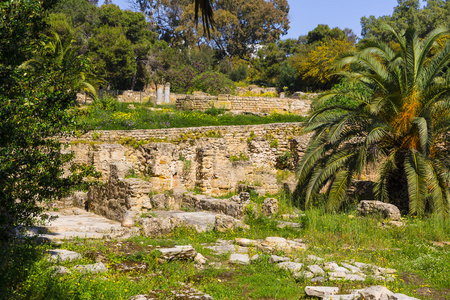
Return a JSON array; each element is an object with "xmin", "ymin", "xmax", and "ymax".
[
  {"xmin": 66, "ymin": 123, "xmax": 309, "ymax": 196},
  {"xmin": 176, "ymin": 95, "xmax": 311, "ymax": 116}
]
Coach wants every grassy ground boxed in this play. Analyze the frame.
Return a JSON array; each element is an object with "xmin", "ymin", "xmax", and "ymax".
[
  {"xmin": 2, "ymin": 200, "xmax": 449, "ymax": 300},
  {"xmin": 72, "ymin": 99, "xmax": 306, "ymax": 131}
]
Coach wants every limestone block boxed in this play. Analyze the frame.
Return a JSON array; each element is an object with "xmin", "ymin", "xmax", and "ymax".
[
  {"xmin": 268, "ymin": 255, "xmax": 290, "ymax": 263},
  {"xmin": 73, "ymin": 262, "xmax": 108, "ymax": 274},
  {"xmin": 214, "ymin": 214, "xmax": 248, "ymax": 232},
  {"xmin": 359, "ymin": 286, "xmax": 394, "ymax": 300},
  {"xmin": 138, "ymin": 217, "xmax": 182, "ymax": 237},
  {"xmin": 357, "ymin": 201, "xmax": 401, "ymax": 220},
  {"xmin": 47, "ymin": 249, "xmax": 82, "ymax": 262},
  {"xmin": 305, "ymin": 286, "xmax": 339, "ymax": 298},
  {"xmin": 229, "ymin": 253, "xmax": 250, "ymax": 265},
  {"xmin": 157, "ymin": 245, "xmax": 197, "ymax": 261},
  {"xmin": 261, "ymin": 198, "xmax": 279, "ymax": 217}
]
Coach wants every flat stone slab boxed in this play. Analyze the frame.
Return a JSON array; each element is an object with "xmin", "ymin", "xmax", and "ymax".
[
  {"xmin": 204, "ymin": 239, "xmax": 248, "ymax": 254},
  {"xmin": 305, "ymin": 286, "xmax": 339, "ymax": 297},
  {"xmin": 47, "ymin": 249, "xmax": 82, "ymax": 262},
  {"xmin": 73, "ymin": 262, "xmax": 108, "ymax": 274},
  {"xmin": 229, "ymin": 254, "xmax": 250, "ymax": 265},
  {"xmin": 157, "ymin": 245, "xmax": 197, "ymax": 261},
  {"xmin": 329, "ymin": 272, "xmax": 366, "ymax": 281},
  {"xmin": 27, "ymin": 208, "xmax": 136, "ymax": 241},
  {"xmin": 308, "ymin": 264, "xmax": 325, "ymax": 275},
  {"xmin": 155, "ymin": 211, "xmax": 217, "ymax": 232},
  {"xmin": 269, "ymin": 255, "xmax": 290, "ymax": 263},
  {"xmin": 276, "ymin": 262, "xmax": 304, "ymax": 273},
  {"xmin": 323, "ymin": 294, "xmax": 359, "ymax": 300}
]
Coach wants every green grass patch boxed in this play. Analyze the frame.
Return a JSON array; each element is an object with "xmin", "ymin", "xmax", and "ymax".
[
  {"xmin": 74, "ymin": 101, "xmax": 306, "ymax": 130},
  {"xmin": 2, "ymin": 209, "xmax": 450, "ymax": 299}
]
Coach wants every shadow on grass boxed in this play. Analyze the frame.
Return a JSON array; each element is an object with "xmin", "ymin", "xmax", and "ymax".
[{"xmin": 0, "ymin": 238, "xmax": 44, "ymax": 299}]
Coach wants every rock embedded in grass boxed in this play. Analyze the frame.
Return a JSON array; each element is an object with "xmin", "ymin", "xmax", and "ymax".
[
  {"xmin": 268, "ymin": 255, "xmax": 290, "ymax": 263},
  {"xmin": 72, "ymin": 262, "xmax": 108, "ymax": 274},
  {"xmin": 305, "ymin": 286, "xmax": 339, "ymax": 297},
  {"xmin": 358, "ymin": 286, "xmax": 393, "ymax": 300},
  {"xmin": 357, "ymin": 200, "xmax": 401, "ymax": 221},
  {"xmin": 157, "ymin": 245, "xmax": 197, "ymax": 261},
  {"xmin": 47, "ymin": 249, "xmax": 82, "ymax": 262},
  {"xmin": 229, "ymin": 253, "xmax": 250, "ymax": 265},
  {"xmin": 276, "ymin": 261, "xmax": 304, "ymax": 273},
  {"xmin": 308, "ymin": 264, "xmax": 325, "ymax": 275}
]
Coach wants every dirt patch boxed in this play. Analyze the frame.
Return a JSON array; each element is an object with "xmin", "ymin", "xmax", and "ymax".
[
  {"xmin": 416, "ymin": 287, "xmax": 450, "ymax": 300},
  {"xmin": 400, "ymin": 272, "xmax": 425, "ymax": 285}
]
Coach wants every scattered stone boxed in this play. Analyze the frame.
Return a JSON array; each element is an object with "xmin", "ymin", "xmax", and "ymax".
[
  {"xmin": 73, "ymin": 262, "xmax": 108, "ymax": 274},
  {"xmin": 308, "ymin": 264, "xmax": 325, "ymax": 275},
  {"xmin": 357, "ymin": 201, "xmax": 401, "ymax": 221},
  {"xmin": 390, "ymin": 293, "xmax": 421, "ymax": 300},
  {"xmin": 261, "ymin": 198, "xmax": 279, "ymax": 217},
  {"xmin": 378, "ymin": 267, "xmax": 396, "ymax": 274},
  {"xmin": 305, "ymin": 286, "xmax": 339, "ymax": 298},
  {"xmin": 276, "ymin": 221, "xmax": 301, "ymax": 229},
  {"xmin": 47, "ymin": 249, "xmax": 82, "ymax": 262},
  {"xmin": 194, "ymin": 253, "xmax": 207, "ymax": 265},
  {"xmin": 214, "ymin": 215, "xmax": 248, "ymax": 232},
  {"xmin": 268, "ymin": 255, "xmax": 290, "ymax": 263},
  {"xmin": 129, "ymin": 295, "xmax": 156, "ymax": 300},
  {"xmin": 229, "ymin": 254, "xmax": 250, "ymax": 265},
  {"xmin": 157, "ymin": 245, "xmax": 197, "ymax": 261},
  {"xmin": 354, "ymin": 262, "xmax": 374, "ymax": 270},
  {"xmin": 121, "ymin": 210, "xmax": 137, "ymax": 227},
  {"xmin": 329, "ymin": 272, "xmax": 366, "ymax": 281},
  {"xmin": 276, "ymin": 262, "xmax": 304, "ymax": 273},
  {"xmin": 294, "ymin": 271, "xmax": 314, "ymax": 279},
  {"xmin": 359, "ymin": 286, "xmax": 394, "ymax": 300},
  {"xmin": 387, "ymin": 221, "xmax": 405, "ymax": 227},
  {"xmin": 50, "ymin": 266, "xmax": 71, "ymax": 275},
  {"xmin": 260, "ymin": 237, "xmax": 306, "ymax": 253},
  {"xmin": 204, "ymin": 240, "xmax": 248, "ymax": 255},
  {"xmin": 250, "ymin": 254, "xmax": 260, "ymax": 262},
  {"xmin": 310, "ymin": 276, "xmax": 325, "ymax": 283},
  {"xmin": 307, "ymin": 255, "xmax": 324, "ymax": 262},
  {"xmin": 234, "ymin": 238, "xmax": 257, "ymax": 247},
  {"xmin": 341, "ymin": 262, "xmax": 361, "ymax": 273},
  {"xmin": 281, "ymin": 213, "xmax": 298, "ymax": 220},
  {"xmin": 138, "ymin": 217, "xmax": 182, "ymax": 237},
  {"xmin": 323, "ymin": 294, "xmax": 358, "ymax": 300},
  {"xmin": 171, "ymin": 287, "xmax": 214, "ymax": 299}
]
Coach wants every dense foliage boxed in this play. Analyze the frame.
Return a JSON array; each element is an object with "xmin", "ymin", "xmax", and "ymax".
[
  {"xmin": 0, "ymin": 0, "xmax": 99, "ymax": 239},
  {"xmin": 295, "ymin": 25, "xmax": 450, "ymax": 216}
]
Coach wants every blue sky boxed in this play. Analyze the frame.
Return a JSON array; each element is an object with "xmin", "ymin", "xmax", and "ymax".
[{"xmin": 111, "ymin": 0, "xmax": 419, "ymax": 39}]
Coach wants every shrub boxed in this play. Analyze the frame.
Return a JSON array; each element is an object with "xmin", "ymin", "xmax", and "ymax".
[{"xmin": 189, "ymin": 71, "xmax": 234, "ymax": 95}]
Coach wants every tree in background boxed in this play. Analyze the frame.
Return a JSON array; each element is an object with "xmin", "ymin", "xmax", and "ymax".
[
  {"xmin": 136, "ymin": 0, "xmax": 289, "ymax": 58},
  {"xmin": 295, "ymin": 25, "xmax": 450, "ymax": 216},
  {"xmin": 361, "ymin": 0, "xmax": 450, "ymax": 40},
  {"xmin": 0, "ymin": 0, "xmax": 99, "ymax": 239}
]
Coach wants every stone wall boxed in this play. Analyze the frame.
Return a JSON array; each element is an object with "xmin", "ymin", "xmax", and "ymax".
[
  {"xmin": 66, "ymin": 123, "xmax": 310, "ymax": 196},
  {"xmin": 176, "ymin": 95, "xmax": 311, "ymax": 116}
]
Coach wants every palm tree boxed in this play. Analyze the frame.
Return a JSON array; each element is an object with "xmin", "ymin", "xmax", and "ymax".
[
  {"xmin": 20, "ymin": 32, "xmax": 101, "ymax": 97},
  {"xmin": 193, "ymin": 0, "xmax": 214, "ymax": 36},
  {"xmin": 294, "ymin": 25, "xmax": 450, "ymax": 217}
]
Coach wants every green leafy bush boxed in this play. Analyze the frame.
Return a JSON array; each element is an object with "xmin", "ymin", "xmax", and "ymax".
[{"xmin": 190, "ymin": 71, "xmax": 234, "ymax": 95}]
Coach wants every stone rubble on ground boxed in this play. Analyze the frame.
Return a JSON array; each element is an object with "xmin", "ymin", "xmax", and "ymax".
[
  {"xmin": 157, "ymin": 245, "xmax": 197, "ymax": 261},
  {"xmin": 47, "ymin": 249, "xmax": 82, "ymax": 262},
  {"xmin": 229, "ymin": 253, "xmax": 250, "ymax": 265},
  {"xmin": 305, "ymin": 285, "xmax": 420, "ymax": 300},
  {"xmin": 357, "ymin": 200, "xmax": 401, "ymax": 221},
  {"xmin": 72, "ymin": 262, "xmax": 108, "ymax": 274}
]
